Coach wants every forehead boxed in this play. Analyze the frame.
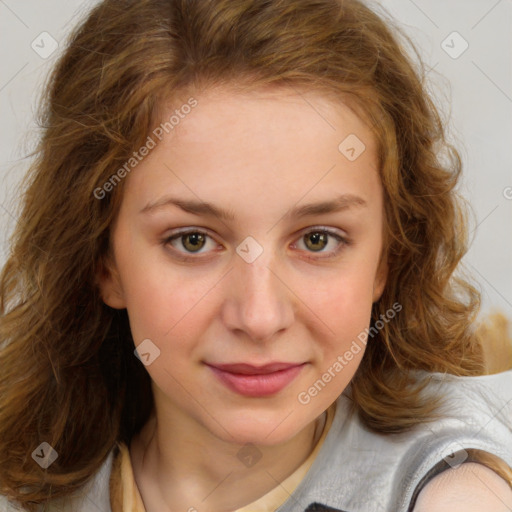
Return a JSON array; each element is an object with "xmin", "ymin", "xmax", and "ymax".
[
  {"xmin": 162, "ymin": 84, "xmax": 375, "ymax": 148},
  {"xmin": 121, "ymin": 85, "xmax": 381, "ymax": 216}
]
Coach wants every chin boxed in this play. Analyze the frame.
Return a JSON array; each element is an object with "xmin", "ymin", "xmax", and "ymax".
[{"xmin": 208, "ymin": 408, "xmax": 309, "ymax": 447}]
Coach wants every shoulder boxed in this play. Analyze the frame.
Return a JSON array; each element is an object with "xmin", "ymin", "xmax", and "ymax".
[
  {"xmin": 393, "ymin": 371, "xmax": 512, "ymax": 510},
  {"xmin": 413, "ymin": 462, "xmax": 512, "ymax": 511}
]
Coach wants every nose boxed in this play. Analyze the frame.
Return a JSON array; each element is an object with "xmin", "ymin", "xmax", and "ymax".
[{"xmin": 220, "ymin": 246, "xmax": 295, "ymax": 343}]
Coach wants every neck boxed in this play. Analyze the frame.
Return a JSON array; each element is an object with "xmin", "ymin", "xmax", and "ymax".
[{"xmin": 130, "ymin": 400, "xmax": 327, "ymax": 512}]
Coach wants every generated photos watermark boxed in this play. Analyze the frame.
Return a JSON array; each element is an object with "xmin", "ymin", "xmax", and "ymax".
[
  {"xmin": 297, "ymin": 301, "xmax": 402, "ymax": 405},
  {"xmin": 93, "ymin": 97, "xmax": 198, "ymax": 200}
]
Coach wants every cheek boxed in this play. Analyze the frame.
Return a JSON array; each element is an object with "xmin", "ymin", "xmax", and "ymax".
[
  {"xmin": 308, "ymin": 254, "xmax": 379, "ymax": 358},
  {"xmin": 114, "ymin": 234, "xmax": 212, "ymax": 343},
  {"xmin": 320, "ymin": 278, "xmax": 374, "ymax": 346},
  {"xmin": 314, "ymin": 248, "xmax": 380, "ymax": 316},
  {"xmin": 292, "ymin": 273, "xmax": 374, "ymax": 414},
  {"xmin": 123, "ymin": 273, "xmax": 213, "ymax": 344}
]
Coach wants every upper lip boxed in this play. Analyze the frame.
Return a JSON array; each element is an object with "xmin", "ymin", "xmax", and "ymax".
[{"xmin": 207, "ymin": 362, "xmax": 304, "ymax": 375}]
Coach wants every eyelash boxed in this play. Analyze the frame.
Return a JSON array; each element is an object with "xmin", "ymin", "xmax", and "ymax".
[{"xmin": 161, "ymin": 226, "xmax": 350, "ymax": 262}]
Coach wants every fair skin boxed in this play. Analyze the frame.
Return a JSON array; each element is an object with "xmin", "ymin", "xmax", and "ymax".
[
  {"xmin": 100, "ymin": 85, "xmax": 387, "ymax": 511},
  {"xmin": 416, "ymin": 463, "xmax": 512, "ymax": 511},
  {"xmin": 98, "ymin": 85, "xmax": 512, "ymax": 511}
]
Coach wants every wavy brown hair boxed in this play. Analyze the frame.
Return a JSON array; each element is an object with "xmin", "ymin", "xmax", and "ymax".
[{"xmin": 0, "ymin": 0, "xmax": 497, "ymax": 508}]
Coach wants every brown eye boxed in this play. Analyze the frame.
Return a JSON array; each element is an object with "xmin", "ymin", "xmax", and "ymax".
[
  {"xmin": 303, "ymin": 231, "xmax": 329, "ymax": 252},
  {"xmin": 164, "ymin": 229, "xmax": 216, "ymax": 256},
  {"xmin": 293, "ymin": 228, "xmax": 349, "ymax": 259},
  {"xmin": 181, "ymin": 232, "xmax": 206, "ymax": 252}
]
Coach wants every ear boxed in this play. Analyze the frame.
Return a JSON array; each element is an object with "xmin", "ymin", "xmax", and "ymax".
[
  {"xmin": 372, "ymin": 251, "xmax": 388, "ymax": 303},
  {"xmin": 97, "ymin": 254, "xmax": 127, "ymax": 309}
]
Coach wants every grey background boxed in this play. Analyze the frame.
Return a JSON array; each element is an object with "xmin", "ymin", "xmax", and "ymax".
[{"xmin": 1, "ymin": 0, "xmax": 511, "ymax": 318}]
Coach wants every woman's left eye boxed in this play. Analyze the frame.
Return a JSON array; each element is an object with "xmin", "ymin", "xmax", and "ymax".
[
  {"xmin": 162, "ymin": 227, "xmax": 349, "ymax": 261},
  {"xmin": 292, "ymin": 228, "xmax": 348, "ymax": 258}
]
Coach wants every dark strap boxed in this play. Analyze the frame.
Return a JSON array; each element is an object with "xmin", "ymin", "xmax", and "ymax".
[
  {"xmin": 305, "ymin": 503, "xmax": 347, "ymax": 511},
  {"xmin": 406, "ymin": 448, "xmax": 502, "ymax": 511},
  {"xmin": 407, "ymin": 456, "xmax": 454, "ymax": 511}
]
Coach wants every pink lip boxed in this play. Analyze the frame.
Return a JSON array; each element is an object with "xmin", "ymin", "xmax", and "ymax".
[{"xmin": 206, "ymin": 362, "xmax": 306, "ymax": 397}]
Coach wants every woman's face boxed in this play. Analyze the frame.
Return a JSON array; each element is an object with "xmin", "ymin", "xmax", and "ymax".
[{"xmin": 100, "ymin": 86, "xmax": 387, "ymax": 445}]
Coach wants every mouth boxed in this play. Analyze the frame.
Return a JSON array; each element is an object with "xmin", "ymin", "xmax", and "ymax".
[{"xmin": 205, "ymin": 361, "xmax": 307, "ymax": 397}]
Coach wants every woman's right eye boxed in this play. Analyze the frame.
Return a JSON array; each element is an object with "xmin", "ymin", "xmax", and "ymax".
[{"xmin": 163, "ymin": 229, "xmax": 217, "ymax": 259}]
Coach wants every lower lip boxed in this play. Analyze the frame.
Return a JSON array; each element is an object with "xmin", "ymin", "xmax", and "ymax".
[{"xmin": 208, "ymin": 364, "xmax": 305, "ymax": 397}]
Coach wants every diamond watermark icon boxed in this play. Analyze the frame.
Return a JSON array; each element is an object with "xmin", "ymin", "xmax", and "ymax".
[
  {"xmin": 442, "ymin": 442, "xmax": 468, "ymax": 469},
  {"xmin": 237, "ymin": 443, "xmax": 263, "ymax": 468},
  {"xmin": 32, "ymin": 442, "xmax": 58, "ymax": 469},
  {"xmin": 236, "ymin": 236, "xmax": 264, "ymax": 263},
  {"xmin": 441, "ymin": 31, "xmax": 469, "ymax": 59},
  {"xmin": 31, "ymin": 32, "xmax": 59, "ymax": 59},
  {"xmin": 338, "ymin": 134, "xmax": 366, "ymax": 161},
  {"xmin": 134, "ymin": 338, "xmax": 161, "ymax": 366}
]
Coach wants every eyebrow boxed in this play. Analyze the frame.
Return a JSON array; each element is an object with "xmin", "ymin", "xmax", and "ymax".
[{"xmin": 140, "ymin": 193, "xmax": 367, "ymax": 221}]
